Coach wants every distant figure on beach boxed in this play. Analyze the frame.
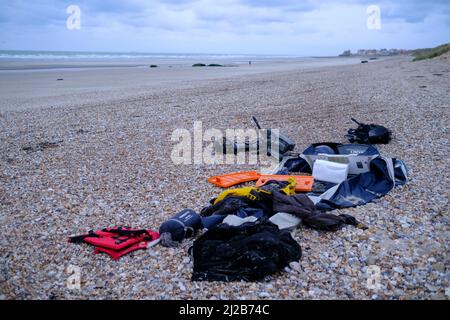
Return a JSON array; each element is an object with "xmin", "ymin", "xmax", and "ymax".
[{"xmin": 249, "ymin": 61, "xmax": 252, "ymax": 65}]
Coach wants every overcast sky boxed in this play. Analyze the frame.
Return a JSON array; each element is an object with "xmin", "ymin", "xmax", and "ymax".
[{"xmin": 0, "ymin": 0, "xmax": 449, "ymax": 55}]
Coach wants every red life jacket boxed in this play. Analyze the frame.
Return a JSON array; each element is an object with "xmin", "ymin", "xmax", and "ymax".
[
  {"xmin": 94, "ymin": 241, "xmax": 152, "ymax": 260},
  {"xmin": 69, "ymin": 226, "xmax": 160, "ymax": 260}
]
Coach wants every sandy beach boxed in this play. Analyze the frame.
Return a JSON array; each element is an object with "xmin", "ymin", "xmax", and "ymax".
[
  {"xmin": 0, "ymin": 55, "xmax": 448, "ymax": 299},
  {"xmin": 0, "ymin": 56, "xmax": 361, "ymax": 110}
]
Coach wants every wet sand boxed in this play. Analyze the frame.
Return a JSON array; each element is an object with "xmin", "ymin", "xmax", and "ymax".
[{"xmin": 0, "ymin": 57, "xmax": 362, "ymax": 110}]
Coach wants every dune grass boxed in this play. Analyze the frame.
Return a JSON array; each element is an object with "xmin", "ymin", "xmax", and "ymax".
[{"xmin": 413, "ymin": 43, "xmax": 450, "ymax": 61}]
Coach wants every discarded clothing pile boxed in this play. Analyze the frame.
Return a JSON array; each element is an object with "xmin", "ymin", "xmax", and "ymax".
[
  {"xmin": 200, "ymin": 179, "xmax": 364, "ymax": 231},
  {"xmin": 185, "ymin": 122, "xmax": 408, "ymax": 281},
  {"xmin": 69, "ymin": 227, "xmax": 160, "ymax": 260},
  {"xmin": 182, "ymin": 179, "xmax": 365, "ymax": 281},
  {"xmin": 275, "ymin": 142, "xmax": 408, "ymax": 210},
  {"xmin": 68, "ymin": 118, "xmax": 409, "ymax": 283},
  {"xmin": 191, "ymin": 220, "xmax": 301, "ymax": 282}
]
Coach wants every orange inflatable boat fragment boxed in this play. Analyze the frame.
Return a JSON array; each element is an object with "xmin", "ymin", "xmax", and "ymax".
[
  {"xmin": 208, "ymin": 171, "xmax": 261, "ymax": 188},
  {"xmin": 256, "ymin": 175, "xmax": 314, "ymax": 192}
]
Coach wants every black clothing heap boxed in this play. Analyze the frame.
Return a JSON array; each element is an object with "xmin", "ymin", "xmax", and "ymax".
[{"xmin": 191, "ymin": 221, "xmax": 301, "ymax": 282}]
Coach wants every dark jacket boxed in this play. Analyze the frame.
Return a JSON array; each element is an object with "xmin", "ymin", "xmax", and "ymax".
[{"xmin": 191, "ymin": 221, "xmax": 301, "ymax": 282}]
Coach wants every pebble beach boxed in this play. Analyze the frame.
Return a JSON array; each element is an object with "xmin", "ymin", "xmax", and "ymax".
[{"xmin": 0, "ymin": 55, "xmax": 449, "ymax": 300}]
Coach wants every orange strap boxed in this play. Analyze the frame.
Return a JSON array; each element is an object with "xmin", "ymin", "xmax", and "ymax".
[
  {"xmin": 208, "ymin": 171, "xmax": 261, "ymax": 188},
  {"xmin": 256, "ymin": 175, "xmax": 314, "ymax": 192}
]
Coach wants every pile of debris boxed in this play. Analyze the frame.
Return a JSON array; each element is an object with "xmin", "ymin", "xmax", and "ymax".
[{"xmin": 69, "ymin": 118, "xmax": 408, "ymax": 282}]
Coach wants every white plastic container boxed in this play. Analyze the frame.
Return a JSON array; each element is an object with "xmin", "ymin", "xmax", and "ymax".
[{"xmin": 312, "ymin": 159, "xmax": 349, "ymax": 184}]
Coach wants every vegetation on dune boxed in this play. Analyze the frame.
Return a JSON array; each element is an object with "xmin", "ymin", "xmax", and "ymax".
[
  {"xmin": 413, "ymin": 43, "xmax": 450, "ymax": 61},
  {"xmin": 192, "ymin": 63, "xmax": 206, "ymax": 67}
]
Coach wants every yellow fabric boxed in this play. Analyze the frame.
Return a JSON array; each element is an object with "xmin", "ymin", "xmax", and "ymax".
[
  {"xmin": 213, "ymin": 187, "xmax": 255, "ymax": 205},
  {"xmin": 213, "ymin": 177, "xmax": 297, "ymax": 205},
  {"xmin": 280, "ymin": 177, "xmax": 297, "ymax": 195}
]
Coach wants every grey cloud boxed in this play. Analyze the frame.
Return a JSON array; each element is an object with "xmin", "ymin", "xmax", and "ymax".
[
  {"xmin": 240, "ymin": 0, "xmax": 317, "ymax": 12},
  {"xmin": 0, "ymin": 0, "xmax": 67, "ymax": 26},
  {"xmin": 0, "ymin": 0, "xmax": 449, "ymax": 54}
]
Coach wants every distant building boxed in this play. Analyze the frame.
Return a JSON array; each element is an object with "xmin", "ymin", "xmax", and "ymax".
[
  {"xmin": 339, "ymin": 48, "xmax": 412, "ymax": 57},
  {"xmin": 339, "ymin": 50, "xmax": 352, "ymax": 57},
  {"xmin": 388, "ymin": 49, "xmax": 399, "ymax": 55},
  {"xmin": 357, "ymin": 49, "xmax": 366, "ymax": 56}
]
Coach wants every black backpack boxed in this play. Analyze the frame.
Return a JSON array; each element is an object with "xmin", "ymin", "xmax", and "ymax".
[{"xmin": 346, "ymin": 118, "xmax": 392, "ymax": 144}]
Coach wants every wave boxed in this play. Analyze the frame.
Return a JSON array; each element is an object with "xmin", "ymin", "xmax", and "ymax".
[{"xmin": 0, "ymin": 50, "xmax": 299, "ymax": 60}]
